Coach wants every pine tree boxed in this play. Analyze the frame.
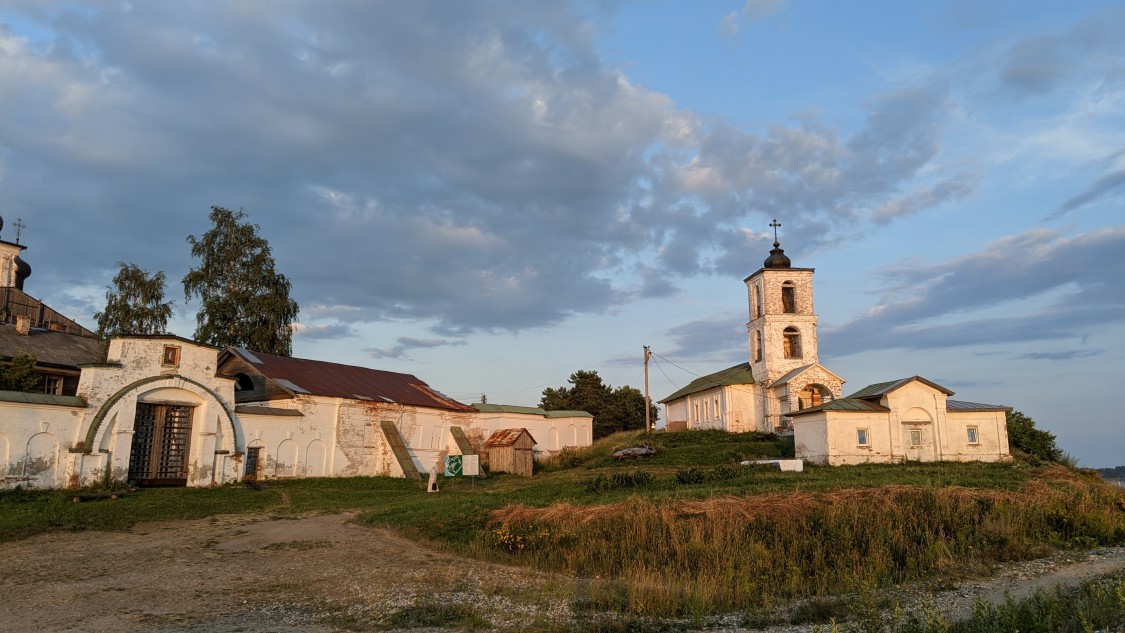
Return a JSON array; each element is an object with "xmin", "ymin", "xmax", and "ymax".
[
  {"xmin": 94, "ymin": 262, "xmax": 174, "ymax": 338},
  {"xmin": 0, "ymin": 353, "xmax": 41, "ymax": 392},
  {"xmin": 183, "ymin": 206, "xmax": 299, "ymax": 355},
  {"xmin": 540, "ymin": 370, "xmax": 658, "ymax": 439}
]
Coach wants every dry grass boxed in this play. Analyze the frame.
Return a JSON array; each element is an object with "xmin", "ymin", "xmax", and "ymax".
[{"xmin": 482, "ymin": 473, "xmax": 1125, "ymax": 616}]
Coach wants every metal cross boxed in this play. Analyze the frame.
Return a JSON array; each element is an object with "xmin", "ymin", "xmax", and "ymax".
[
  {"xmin": 769, "ymin": 219, "xmax": 781, "ymax": 244},
  {"xmin": 13, "ymin": 218, "xmax": 25, "ymax": 245}
]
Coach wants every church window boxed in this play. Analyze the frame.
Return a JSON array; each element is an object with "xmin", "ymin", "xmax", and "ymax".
[
  {"xmin": 782, "ymin": 282, "xmax": 796, "ymax": 313},
  {"xmin": 693, "ymin": 402, "xmax": 700, "ymax": 421},
  {"xmin": 909, "ymin": 429, "xmax": 923, "ymax": 446},
  {"xmin": 751, "ymin": 285, "xmax": 762, "ymax": 319},
  {"xmin": 798, "ymin": 384, "xmax": 830, "ymax": 410},
  {"xmin": 783, "ymin": 327, "xmax": 801, "ymax": 358},
  {"xmin": 966, "ymin": 426, "xmax": 979, "ymax": 444},
  {"xmin": 857, "ymin": 429, "xmax": 869, "ymax": 446},
  {"xmin": 753, "ymin": 330, "xmax": 763, "ymax": 361},
  {"xmin": 713, "ymin": 397, "xmax": 720, "ymax": 419}
]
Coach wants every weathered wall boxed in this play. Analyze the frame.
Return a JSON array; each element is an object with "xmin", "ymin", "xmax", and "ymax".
[
  {"xmin": 468, "ymin": 411, "xmax": 591, "ymax": 456},
  {"xmin": 0, "ymin": 400, "xmax": 83, "ymax": 489}
]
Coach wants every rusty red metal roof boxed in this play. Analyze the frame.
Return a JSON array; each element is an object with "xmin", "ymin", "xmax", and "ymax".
[
  {"xmin": 484, "ymin": 428, "xmax": 537, "ymax": 447},
  {"xmin": 227, "ymin": 347, "xmax": 474, "ymax": 412}
]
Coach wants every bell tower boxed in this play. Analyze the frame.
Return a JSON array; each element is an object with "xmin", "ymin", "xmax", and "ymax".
[
  {"xmin": 745, "ymin": 220, "xmax": 820, "ymax": 385},
  {"xmin": 0, "ymin": 216, "xmax": 31, "ymax": 290}
]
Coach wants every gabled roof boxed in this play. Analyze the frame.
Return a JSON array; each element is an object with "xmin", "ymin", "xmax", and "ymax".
[
  {"xmin": 659, "ymin": 362, "xmax": 755, "ymax": 403},
  {"xmin": 484, "ymin": 428, "xmax": 537, "ymax": 447},
  {"xmin": 0, "ymin": 324, "xmax": 105, "ymax": 368},
  {"xmin": 473, "ymin": 403, "xmax": 592, "ymax": 418},
  {"xmin": 846, "ymin": 376, "xmax": 954, "ymax": 400},
  {"xmin": 947, "ymin": 399, "xmax": 1011, "ymax": 413},
  {"xmin": 224, "ymin": 347, "xmax": 474, "ymax": 412},
  {"xmin": 788, "ymin": 398, "xmax": 891, "ymax": 416},
  {"xmin": 772, "ymin": 363, "xmax": 846, "ymax": 386}
]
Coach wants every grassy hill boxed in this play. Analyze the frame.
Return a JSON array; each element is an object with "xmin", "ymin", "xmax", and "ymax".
[{"xmin": 2, "ymin": 429, "xmax": 1123, "ymax": 620}]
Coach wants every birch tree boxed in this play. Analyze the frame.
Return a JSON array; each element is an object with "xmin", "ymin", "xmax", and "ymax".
[{"xmin": 183, "ymin": 206, "xmax": 299, "ymax": 356}]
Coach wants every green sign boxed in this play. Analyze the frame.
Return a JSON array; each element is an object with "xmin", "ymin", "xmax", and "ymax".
[{"xmin": 444, "ymin": 455, "xmax": 463, "ymax": 477}]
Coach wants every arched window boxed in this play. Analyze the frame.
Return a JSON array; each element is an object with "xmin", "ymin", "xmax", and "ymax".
[
  {"xmin": 753, "ymin": 330, "xmax": 763, "ymax": 361},
  {"xmin": 798, "ymin": 384, "xmax": 832, "ymax": 410},
  {"xmin": 783, "ymin": 327, "xmax": 801, "ymax": 358},
  {"xmin": 781, "ymin": 281, "xmax": 796, "ymax": 313},
  {"xmin": 751, "ymin": 285, "xmax": 761, "ymax": 319}
]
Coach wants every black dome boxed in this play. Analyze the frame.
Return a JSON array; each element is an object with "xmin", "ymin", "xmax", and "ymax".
[
  {"xmin": 14, "ymin": 255, "xmax": 30, "ymax": 290},
  {"xmin": 763, "ymin": 243, "xmax": 791, "ymax": 268}
]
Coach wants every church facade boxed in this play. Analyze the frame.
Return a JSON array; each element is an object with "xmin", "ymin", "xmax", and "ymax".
[{"xmin": 660, "ymin": 227, "xmax": 1011, "ymax": 465}]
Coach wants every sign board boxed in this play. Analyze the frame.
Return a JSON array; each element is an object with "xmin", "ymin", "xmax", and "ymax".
[
  {"xmin": 444, "ymin": 455, "xmax": 463, "ymax": 477},
  {"xmin": 444, "ymin": 454, "xmax": 480, "ymax": 477},
  {"xmin": 463, "ymin": 454, "xmax": 479, "ymax": 477}
]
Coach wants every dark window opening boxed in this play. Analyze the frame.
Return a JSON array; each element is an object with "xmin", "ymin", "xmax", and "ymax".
[
  {"xmin": 233, "ymin": 373, "xmax": 255, "ymax": 391},
  {"xmin": 781, "ymin": 282, "xmax": 796, "ymax": 313},
  {"xmin": 783, "ymin": 327, "xmax": 801, "ymax": 358}
]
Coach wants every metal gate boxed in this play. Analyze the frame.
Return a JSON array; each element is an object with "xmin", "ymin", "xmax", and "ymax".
[{"xmin": 128, "ymin": 403, "xmax": 194, "ymax": 486}]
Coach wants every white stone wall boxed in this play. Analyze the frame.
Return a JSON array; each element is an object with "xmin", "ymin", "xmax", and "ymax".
[{"xmin": 0, "ymin": 401, "xmax": 83, "ymax": 489}]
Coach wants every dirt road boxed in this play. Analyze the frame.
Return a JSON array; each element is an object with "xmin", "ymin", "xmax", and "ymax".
[{"xmin": 2, "ymin": 512, "xmax": 1122, "ymax": 632}]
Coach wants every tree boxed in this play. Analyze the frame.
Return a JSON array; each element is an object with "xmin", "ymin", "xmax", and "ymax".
[
  {"xmin": 540, "ymin": 370, "xmax": 659, "ymax": 439},
  {"xmin": 94, "ymin": 262, "xmax": 174, "ymax": 338},
  {"xmin": 183, "ymin": 206, "xmax": 299, "ymax": 356},
  {"xmin": 0, "ymin": 353, "xmax": 40, "ymax": 392},
  {"xmin": 1006, "ymin": 410, "xmax": 1063, "ymax": 463}
]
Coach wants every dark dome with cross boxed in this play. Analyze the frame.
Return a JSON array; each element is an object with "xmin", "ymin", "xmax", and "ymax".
[{"xmin": 763, "ymin": 219, "xmax": 792, "ymax": 269}]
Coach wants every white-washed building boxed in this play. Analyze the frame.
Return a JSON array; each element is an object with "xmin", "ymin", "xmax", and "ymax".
[{"xmin": 660, "ymin": 226, "xmax": 1011, "ymax": 465}]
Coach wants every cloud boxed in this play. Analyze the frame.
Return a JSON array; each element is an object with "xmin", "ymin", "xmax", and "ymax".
[
  {"xmin": 822, "ymin": 226, "xmax": 1125, "ymax": 357},
  {"xmin": 367, "ymin": 336, "xmax": 467, "ymax": 360},
  {"xmin": 999, "ymin": 35, "xmax": 1070, "ymax": 95},
  {"xmin": 871, "ymin": 177, "xmax": 976, "ymax": 225},
  {"xmin": 1049, "ymin": 169, "xmax": 1125, "ymax": 219},
  {"xmin": 0, "ymin": 2, "xmax": 1098, "ymax": 340},
  {"xmin": 656, "ymin": 315, "xmax": 747, "ymax": 365},
  {"xmin": 292, "ymin": 323, "xmax": 355, "ymax": 340},
  {"xmin": 1015, "ymin": 349, "xmax": 1102, "ymax": 361}
]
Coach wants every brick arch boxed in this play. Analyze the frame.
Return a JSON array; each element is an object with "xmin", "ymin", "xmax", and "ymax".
[{"xmin": 82, "ymin": 375, "xmax": 240, "ymax": 454}]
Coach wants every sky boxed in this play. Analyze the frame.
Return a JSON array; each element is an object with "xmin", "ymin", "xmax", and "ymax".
[{"xmin": 0, "ymin": 1, "xmax": 1121, "ymax": 467}]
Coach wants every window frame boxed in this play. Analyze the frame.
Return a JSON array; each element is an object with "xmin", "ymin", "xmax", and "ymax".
[
  {"xmin": 909, "ymin": 429, "xmax": 923, "ymax": 447},
  {"xmin": 966, "ymin": 426, "xmax": 979, "ymax": 445},
  {"xmin": 856, "ymin": 428, "xmax": 870, "ymax": 446}
]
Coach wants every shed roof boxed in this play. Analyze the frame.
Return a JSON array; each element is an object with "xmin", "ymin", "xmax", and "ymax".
[
  {"xmin": 0, "ymin": 324, "xmax": 105, "ymax": 368},
  {"xmin": 484, "ymin": 428, "xmax": 537, "ymax": 447},
  {"xmin": 0, "ymin": 390, "xmax": 86, "ymax": 407},
  {"xmin": 660, "ymin": 362, "xmax": 754, "ymax": 403},
  {"xmin": 224, "ymin": 347, "xmax": 474, "ymax": 412}
]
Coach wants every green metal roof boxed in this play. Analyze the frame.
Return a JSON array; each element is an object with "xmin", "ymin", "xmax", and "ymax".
[
  {"xmin": 846, "ymin": 376, "xmax": 954, "ymax": 400},
  {"xmin": 659, "ymin": 362, "xmax": 754, "ymax": 403},
  {"xmin": 789, "ymin": 398, "xmax": 891, "ymax": 416},
  {"xmin": 947, "ymin": 399, "xmax": 1011, "ymax": 412},
  {"xmin": 0, "ymin": 389, "xmax": 86, "ymax": 407},
  {"xmin": 472, "ymin": 403, "xmax": 591, "ymax": 418}
]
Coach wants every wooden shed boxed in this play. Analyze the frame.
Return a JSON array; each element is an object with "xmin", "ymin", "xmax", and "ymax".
[{"xmin": 483, "ymin": 428, "xmax": 537, "ymax": 477}]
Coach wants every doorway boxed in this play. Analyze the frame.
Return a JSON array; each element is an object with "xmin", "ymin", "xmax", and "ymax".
[{"xmin": 128, "ymin": 403, "xmax": 195, "ymax": 486}]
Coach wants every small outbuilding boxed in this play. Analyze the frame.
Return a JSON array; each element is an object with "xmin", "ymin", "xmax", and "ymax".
[{"xmin": 483, "ymin": 428, "xmax": 537, "ymax": 477}]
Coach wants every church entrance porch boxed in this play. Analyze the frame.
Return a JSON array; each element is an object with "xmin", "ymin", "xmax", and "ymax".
[{"xmin": 128, "ymin": 403, "xmax": 195, "ymax": 486}]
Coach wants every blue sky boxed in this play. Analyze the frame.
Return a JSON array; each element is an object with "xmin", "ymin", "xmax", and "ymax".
[{"xmin": 1, "ymin": 1, "xmax": 1121, "ymax": 466}]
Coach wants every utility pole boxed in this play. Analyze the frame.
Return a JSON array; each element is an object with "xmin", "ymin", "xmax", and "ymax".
[{"xmin": 643, "ymin": 345, "xmax": 652, "ymax": 433}]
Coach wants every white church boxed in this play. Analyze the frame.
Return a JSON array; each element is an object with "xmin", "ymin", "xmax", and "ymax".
[{"xmin": 660, "ymin": 223, "xmax": 1012, "ymax": 465}]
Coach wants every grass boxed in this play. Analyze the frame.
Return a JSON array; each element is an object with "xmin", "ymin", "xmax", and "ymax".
[{"xmin": 2, "ymin": 429, "xmax": 1122, "ymax": 622}]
